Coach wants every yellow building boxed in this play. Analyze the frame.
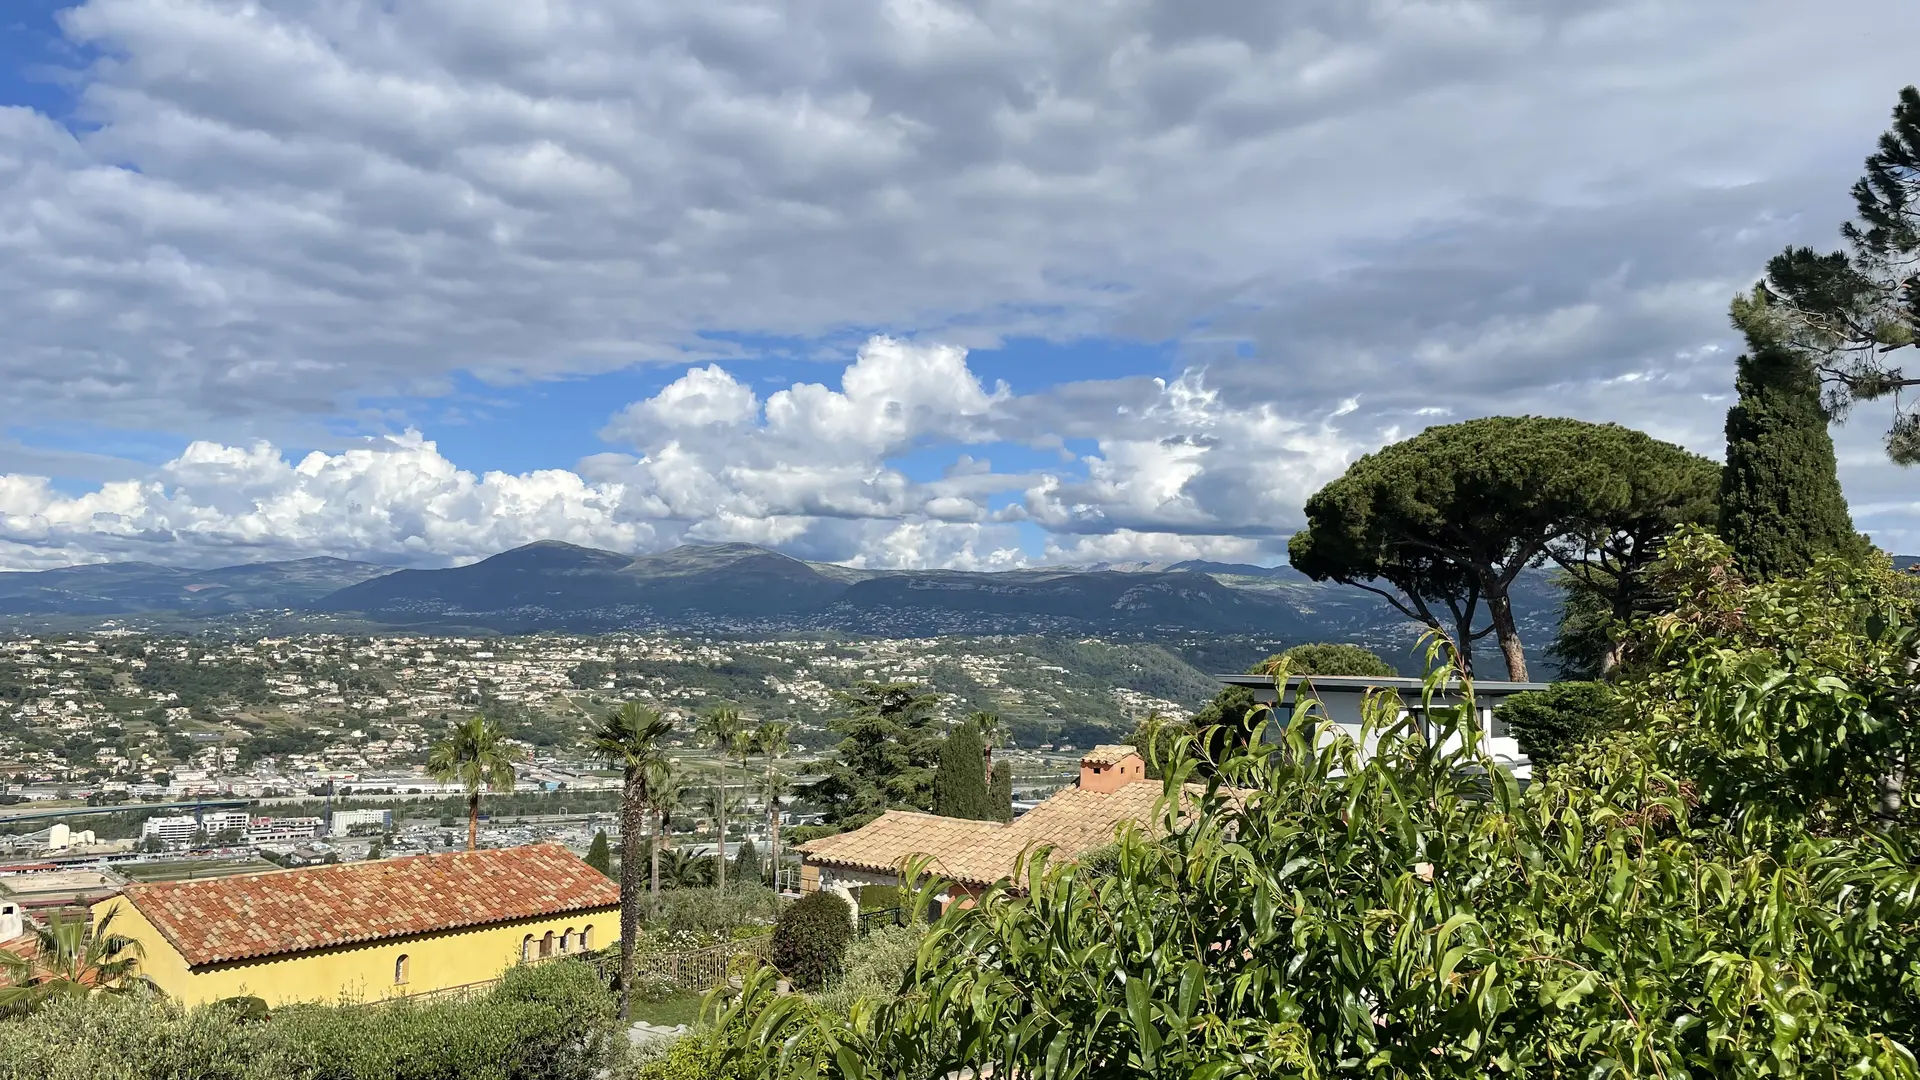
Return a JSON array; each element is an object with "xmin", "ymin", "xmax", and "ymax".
[{"xmin": 90, "ymin": 843, "xmax": 620, "ymax": 1006}]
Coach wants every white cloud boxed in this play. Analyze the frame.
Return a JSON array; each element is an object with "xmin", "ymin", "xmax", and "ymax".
[
  {"xmin": 2, "ymin": 0, "xmax": 1918, "ymax": 565},
  {"xmin": 0, "ymin": 337, "xmax": 1367, "ymax": 569}
]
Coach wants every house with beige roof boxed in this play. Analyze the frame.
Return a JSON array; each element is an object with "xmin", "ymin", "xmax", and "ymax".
[
  {"xmin": 796, "ymin": 744, "xmax": 1163, "ymax": 910},
  {"xmin": 89, "ymin": 843, "xmax": 618, "ymax": 1006}
]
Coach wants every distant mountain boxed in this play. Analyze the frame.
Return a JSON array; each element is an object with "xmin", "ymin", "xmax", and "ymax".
[
  {"xmin": 0, "ymin": 556, "xmax": 392, "ymax": 616},
  {"xmin": 314, "ymin": 541, "xmax": 847, "ymax": 626},
  {"xmin": 14, "ymin": 539, "xmax": 1818, "ymax": 676},
  {"xmin": 827, "ymin": 567, "xmax": 1314, "ymax": 634}
]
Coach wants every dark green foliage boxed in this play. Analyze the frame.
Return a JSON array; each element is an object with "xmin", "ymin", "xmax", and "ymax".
[
  {"xmin": 930, "ymin": 722, "xmax": 990, "ymax": 820},
  {"xmin": 1720, "ymin": 294, "xmax": 1872, "ymax": 579},
  {"xmin": 1545, "ymin": 569, "xmax": 1613, "ymax": 680},
  {"xmin": 132, "ymin": 657, "xmax": 271, "ymax": 710},
  {"xmin": 703, "ymin": 539, "xmax": 1920, "ymax": 1077},
  {"xmin": 650, "ymin": 886, "xmax": 779, "ymax": 936},
  {"xmin": 1253, "ymin": 642, "xmax": 1396, "ymax": 676},
  {"xmin": 988, "ymin": 761, "xmax": 1012, "ymax": 824},
  {"xmin": 1290, "ymin": 416, "xmax": 1717, "ymax": 681},
  {"xmin": 1191, "ymin": 683, "xmax": 1256, "ymax": 728},
  {"xmin": 0, "ymin": 958, "xmax": 617, "ymax": 1080},
  {"xmin": 770, "ymin": 891, "xmax": 853, "ymax": 990},
  {"xmin": 805, "ymin": 682, "xmax": 944, "ymax": 826},
  {"xmin": 1756, "ymin": 85, "xmax": 1920, "ymax": 464},
  {"xmin": 1496, "ymin": 681, "xmax": 1620, "ymax": 769},
  {"xmin": 585, "ymin": 829, "xmax": 613, "ymax": 878},
  {"xmin": 734, "ymin": 837, "xmax": 761, "ymax": 885}
]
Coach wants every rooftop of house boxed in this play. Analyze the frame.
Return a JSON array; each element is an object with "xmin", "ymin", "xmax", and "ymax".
[
  {"xmin": 797, "ymin": 752, "xmax": 1177, "ymax": 888},
  {"xmin": 1079, "ymin": 744, "xmax": 1138, "ymax": 768},
  {"xmin": 1214, "ymin": 674, "xmax": 1551, "ymax": 695},
  {"xmin": 107, "ymin": 843, "xmax": 618, "ymax": 967}
]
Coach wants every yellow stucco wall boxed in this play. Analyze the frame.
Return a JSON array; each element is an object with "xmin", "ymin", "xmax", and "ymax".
[{"xmin": 91, "ymin": 894, "xmax": 619, "ymax": 1007}]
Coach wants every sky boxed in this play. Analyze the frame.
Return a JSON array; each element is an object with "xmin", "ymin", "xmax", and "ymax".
[{"xmin": 0, "ymin": 0, "xmax": 1916, "ymax": 572}]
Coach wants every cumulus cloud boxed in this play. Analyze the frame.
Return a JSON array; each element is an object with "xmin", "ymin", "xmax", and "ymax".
[
  {"xmin": 0, "ymin": 338, "xmax": 1368, "ymax": 569},
  {"xmin": 3, "ymin": 0, "xmax": 1919, "ymax": 564},
  {"xmin": 0, "ymin": 432, "xmax": 654, "ymax": 569}
]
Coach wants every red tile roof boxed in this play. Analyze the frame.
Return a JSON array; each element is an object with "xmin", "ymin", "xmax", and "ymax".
[
  {"xmin": 797, "ymin": 779, "xmax": 1190, "ymax": 887},
  {"xmin": 114, "ymin": 844, "xmax": 618, "ymax": 967}
]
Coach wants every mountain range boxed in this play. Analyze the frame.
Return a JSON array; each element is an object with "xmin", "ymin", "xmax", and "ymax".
[{"xmin": 0, "ymin": 541, "xmax": 1565, "ymax": 663}]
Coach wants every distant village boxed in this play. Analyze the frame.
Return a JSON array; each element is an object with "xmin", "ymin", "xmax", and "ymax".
[{"xmin": 0, "ymin": 630, "xmax": 1191, "ymax": 879}]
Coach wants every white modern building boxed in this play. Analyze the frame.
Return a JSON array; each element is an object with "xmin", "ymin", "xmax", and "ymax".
[
  {"xmin": 329, "ymin": 808, "xmax": 393, "ymax": 835},
  {"xmin": 1213, "ymin": 673, "xmax": 1551, "ymax": 778},
  {"xmin": 248, "ymin": 816, "xmax": 325, "ymax": 843},
  {"xmin": 141, "ymin": 810, "xmax": 252, "ymax": 847}
]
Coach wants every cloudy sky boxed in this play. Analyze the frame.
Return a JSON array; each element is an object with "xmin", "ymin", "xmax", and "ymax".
[{"xmin": 0, "ymin": 0, "xmax": 1915, "ymax": 572}]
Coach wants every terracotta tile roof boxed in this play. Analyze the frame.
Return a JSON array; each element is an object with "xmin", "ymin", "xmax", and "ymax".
[
  {"xmin": 114, "ymin": 844, "xmax": 618, "ymax": 967},
  {"xmin": 1079, "ymin": 744, "xmax": 1139, "ymax": 767},
  {"xmin": 798, "ymin": 779, "xmax": 1183, "ymax": 887}
]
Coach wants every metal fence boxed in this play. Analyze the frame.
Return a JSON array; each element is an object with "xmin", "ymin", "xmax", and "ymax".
[
  {"xmin": 633, "ymin": 935, "xmax": 771, "ymax": 992},
  {"xmin": 857, "ymin": 906, "xmax": 905, "ymax": 937}
]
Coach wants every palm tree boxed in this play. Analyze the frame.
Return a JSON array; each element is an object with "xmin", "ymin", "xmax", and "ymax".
[
  {"xmin": 970, "ymin": 710, "xmax": 1009, "ymax": 772},
  {"xmin": 658, "ymin": 847, "xmax": 711, "ymax": 890},
  {"xmin": 586, "ymin": 701, "xmax": 674, "ymax": 1024},
  {"xmin": 0, "ymin": 908, "xmax": 149, "ymax": 1014},
  {"xmin": 696, "ymin": 706, "xmax": 744, "ymax": 892},
  {"xmin": 702, "ymin": 783, "xmax": 739, "ymax": 885},
  {"xmin": 427, "ymin": 715, "xmax": 519, "ymax": 852},
  {"xmin": 649, "ymin": 761, "xmax": 689, "ymax": 906},
  {"xmin": 753, "ymin": 720, "xmax": 792, "ymax": 890}
]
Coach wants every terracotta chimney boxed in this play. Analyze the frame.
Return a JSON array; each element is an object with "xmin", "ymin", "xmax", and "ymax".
[{"xmin": 1078, "ymin": 745, "xmax": 1147, "ymax": 794}]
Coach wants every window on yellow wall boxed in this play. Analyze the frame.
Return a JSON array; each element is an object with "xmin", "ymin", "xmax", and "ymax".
[
  {"xmin": 581, "ymin": 925, "xmax": 593, "ymax": 950},
  {"xmin": 521, "ymin": 934, "xmax": 535, "ymax": 963},
  {"xmin": 540, "ymin": 931, "xmax": 555, "ymax": 958},
  {"xmin": 560, "ymin": 928, "xmax": 573, "ymax": 953},
  {"xmin": 394, "ymin": 954, "xmax": 410, "ymax": 985}
]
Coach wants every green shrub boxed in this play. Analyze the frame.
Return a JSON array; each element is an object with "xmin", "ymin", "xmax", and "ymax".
[
  {"xmin": 627, "ymin": 997, "xmax": 831, "ymax": 1080},
  {"xmin": 770, "ymin": 891, "xmax": 853, "ymax": 990},
  {"xmin": 0, "ymin": 957, "xmax": 618, "ymax": 1080},
  {"xmin": 1497, "ymin": 680, "xmax": 1620, "ymax": 768},
  {"xmin": 815, "ymin": 923, "xmax": 926, "ymax": 1017},
  {"xmin": 651, "ymin": 886, "xmax": 779, "ymax": 936},
  {"xmin": 1254, "ymin": 642, "xmax": 1398, "ymax": 676}
]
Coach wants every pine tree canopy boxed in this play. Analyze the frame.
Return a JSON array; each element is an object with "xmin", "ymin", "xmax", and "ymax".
[
  {"xmin": 1753, "ymin": 85, "xmax": 1920, "ymax": 464},
  {"xmin": 1289, "ymin": 416, "xmax": 1718, "ymax": 680}
]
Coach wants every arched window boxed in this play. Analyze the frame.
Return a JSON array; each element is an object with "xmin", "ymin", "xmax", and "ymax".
[
  {"xmin": 560, "ymin": 928, "xmax": 573, "ymax": 953},
  {"xmin": 540, "ymin": 931, "xmax": 555, "ymax": 958},
  {"xmin": 394, "ymin": 954, "xmax": 410, "ymax": 985},
  {"xmin": 581, "ymin": 925, "xmax": 593, "ymax": 950},
  {"xmin": 521, "ymin": 934, "xmax": 535, "ymax": 962}
]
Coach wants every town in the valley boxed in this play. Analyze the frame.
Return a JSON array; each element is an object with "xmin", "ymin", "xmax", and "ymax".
[{"xmin": 0, "ymin": 630, "xmax": 1206, "ymax": 870}]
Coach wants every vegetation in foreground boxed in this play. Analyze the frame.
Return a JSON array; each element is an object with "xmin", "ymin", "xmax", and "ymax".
[
  {"xmin": 674, "ymin": 535, "xmax": 1920, "ymax": 1078},
  {"xmin": 0, "ymin": 960, "xmax": 617, "ymax": 1080}
]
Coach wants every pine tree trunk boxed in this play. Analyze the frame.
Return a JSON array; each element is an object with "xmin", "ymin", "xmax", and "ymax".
[
  {"xmin": 466, "ymin": 791, "xmax": 479, "ymax": 852},
  {"xmin": 617, "ymin": 768, "xmax": 644, "ymax": 1024},
  {"xmin": 1485, "ymin": 587, "xmax": 1530, "ymax": 681}
]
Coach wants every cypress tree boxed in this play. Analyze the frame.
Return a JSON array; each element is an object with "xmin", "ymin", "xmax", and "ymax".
[
  {"xmin": 585, "ymin": 829, "xmax": 613, "ymax": 878},
  {"xmin": 735, "ymin": 837, "xmax": 761, "ymax": 885},
  {"xmin": 989, "ymin": 761, "xmax": 1013, "ymax": 824},
  {"xmin": 932, "ymin": 722, "xmax": 991, "ymax": 820},
  {"xmin": 1719, "ymin": 292, "xmax": 1870, "ymax": 579}
]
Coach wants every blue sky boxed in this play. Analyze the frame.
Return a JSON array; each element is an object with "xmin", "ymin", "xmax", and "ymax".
[{"xmin": 0, "ymin": 0, "xmax": 1916, "ymax": 570}]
